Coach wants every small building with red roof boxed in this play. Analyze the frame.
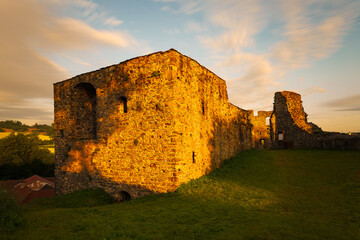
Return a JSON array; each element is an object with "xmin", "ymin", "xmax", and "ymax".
[{"xmin": 0, "ymin": 175, "xmax": 55, "ymax": 204}]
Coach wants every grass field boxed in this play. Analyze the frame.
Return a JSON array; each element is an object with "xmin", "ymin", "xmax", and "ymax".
[
  {"xmin": 0, "ymin": 132, "xmax": 51, "ymax": 141},
  {"xmin": 2, "ymin": 150, "xmax": 360, "ymax": 240},
  {"xmin": 39, "ymin": 145, "xmax": 55, "ymax": 153},
  {"xmin": 0, "ymin": 132, "xmax": 10, "ymax": 138}
]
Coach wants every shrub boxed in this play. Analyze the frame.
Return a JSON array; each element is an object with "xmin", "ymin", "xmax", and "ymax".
[{"xmin": 0, "ymin": 188, "xmax": 24, "ymax": 233}]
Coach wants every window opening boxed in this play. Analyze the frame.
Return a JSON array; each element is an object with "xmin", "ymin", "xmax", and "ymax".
[
  {"xmin": 73, "ymin": 83, "xmax": 97, "ymax": 139},
  {"xmin": 278, "ymin": 131, "xmax": 284, "ymax": 141},
  {"xmin": 119, "ymin": 97, "xmax": 127, "ymax": 113},
  {"xmin": 265, "ymin": 117, "xmax": 270, "ymax": 126},
  {"xmin": 192, "ymin": 151, "xmax": 196, "ymax": 163}
]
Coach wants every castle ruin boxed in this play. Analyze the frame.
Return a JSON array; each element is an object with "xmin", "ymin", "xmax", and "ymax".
[{"xmin": 54, "ymin": 49, "xmax": 360, "ymax": 199}]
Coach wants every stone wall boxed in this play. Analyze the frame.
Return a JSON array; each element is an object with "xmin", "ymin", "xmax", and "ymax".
[
  {"xmin": 54, "ymin": 49, "xmax": 252, "ymax": 199},
  {"xmin": 250, "ymin": 111, "xmax": 273, "ymax": 149},
  {"xmin": 272, "ymin": 91, "xmax": 360, "ymax": 149}
]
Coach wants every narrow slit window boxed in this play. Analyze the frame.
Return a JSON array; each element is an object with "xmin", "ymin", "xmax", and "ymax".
[
  {"xmin": 201, "ymin": 101, "xmax": 205, "ymax": 115},
  {"xmin": 119, "ymin": 97, "xmax": 128, "ymax": 113},
  {"xmin": 192, "ymin": 151, "xmax": 196, "ymax": 163}
]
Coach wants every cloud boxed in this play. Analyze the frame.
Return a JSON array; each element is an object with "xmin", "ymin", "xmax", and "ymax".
[
  {"xmin": 271, "ymin": 0, "xmax": 360, "ymax": 69},
  {"xmin": 323, "ymin": 95, "xmax": 360, "ymax": 111},
  {"xmin": 185, "ymin": 21, "xmax": 207, "ymax": 33},
  {"xmin": 162, "ymin": 0, "xmax": 360, "ymax": 112},
  {"xmin": 36, "ymin": 17, "xmax": 135, "ymax": 50},
  {"xmin": 199, "ymin": 29, "xmax": 254, "ymax": 52},
  {"xmin": 302, "ymin": 86, "xmax": 327, "ymax": 96},
  {"xmin": 104, "ymin": 17, "xmax": 123, "ymax": 26},
  {"xmin": 166, "ymin": 29, "xmax": 181, "ymax": 34},
  {"xmin": 0, "ymin": 0, "xmax": 139, "ymax": 124}
]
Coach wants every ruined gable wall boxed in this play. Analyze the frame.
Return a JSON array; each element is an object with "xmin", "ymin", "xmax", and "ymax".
[
  {"xmin": 54, "ymin": 49, "xmax": 253, "ymax": 198},
  {"xmin": 54, "ymin": 51, "xmax": 187, "ymax": 198}
]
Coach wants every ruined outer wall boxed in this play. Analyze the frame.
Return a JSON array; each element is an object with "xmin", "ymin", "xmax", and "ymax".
[
  {"xmin": 273, "ymin": 91, "xmax": 318, "ymax": 148},
  {"xmin": 273, "ymin": 91, "xmax": 360, "ymax": 149},
  {"xmin": 250, "ymin": 111, "xmax": 273, "ymax": 149},
  {"xmin": 166, "ymin": 54, "xmax": 253, "ymax": 183},
  {"xmin": 54, "ymin": 49, "xmax": 252, "ymax": 198}
]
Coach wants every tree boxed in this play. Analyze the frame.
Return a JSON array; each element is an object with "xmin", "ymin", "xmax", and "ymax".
[
  {"xmin": 0, "ymin": 120, "xmax": 28, "ymax": 132},
  {"xmin": 0, "ymin": 133, "xmax": 37, "ymax": 165},
  {"xmin": 0, "ymin": 133, "xmax": 54, "ymax": 179}
]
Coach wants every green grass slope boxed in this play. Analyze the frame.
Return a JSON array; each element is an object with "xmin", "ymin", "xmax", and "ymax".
[{"xmin": 2, "ymin": 150, "xmax": 360, "ymax": 240}]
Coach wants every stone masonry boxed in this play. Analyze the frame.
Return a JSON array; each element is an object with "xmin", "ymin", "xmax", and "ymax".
[
  {"xmin": 271, "ymin": 91, "xmax": 360, "ymax": 149},
  {"xmin": 54, "ymin": 49, "xmax": 360, "ymax": 199},
  {"xmin": 54, "ymin": 49, "xmax": 252, "ymax": 199}
]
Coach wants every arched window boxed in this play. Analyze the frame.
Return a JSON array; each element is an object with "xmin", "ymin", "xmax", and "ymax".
[
  {"xmin": 119, "ymin": 97, "xmax": 127, "ymax": 113},
  {"xmin": 72, "ymin": 83, "xmax": 97, "ymax": 139}
]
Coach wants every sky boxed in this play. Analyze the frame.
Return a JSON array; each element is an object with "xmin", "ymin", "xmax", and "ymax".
[{"xmin": 0, "ymin": 0, "xmax": 359, "ymax": 132}]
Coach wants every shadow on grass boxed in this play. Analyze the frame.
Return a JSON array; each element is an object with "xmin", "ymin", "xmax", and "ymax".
[{"xmin": 6, "ymin": 150, "xmax": 360, "ymax": 240}]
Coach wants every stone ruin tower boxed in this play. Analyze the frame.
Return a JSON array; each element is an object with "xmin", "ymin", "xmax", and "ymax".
[
  {"xmin": 271, "ymin": 91, "xmax": 360, "ymax": 149},
  {"xmin": 54, "ymin": 49, "xmax": 253, "ymax": 199},
  {"xmin": 271, "ymin": 91, "xmax": 323, "ymax": 148}
]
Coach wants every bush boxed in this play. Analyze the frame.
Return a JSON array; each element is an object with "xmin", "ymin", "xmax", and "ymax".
[
  {"xmin": 0, "ymin": 188, "xmax": 24, "ymax": 233},
  {"xmin": 0, "ymin": 120, "xmax": 28, "ymax": 132},
  {"xmin": 0, "ymin": 133, "xmax": 54, "ymax": 180}
]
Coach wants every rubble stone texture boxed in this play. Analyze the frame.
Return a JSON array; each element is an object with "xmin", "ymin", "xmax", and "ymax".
[
  {"xmin": 54, "ymin": 50, "xmax": 360, "ymax": 199},
  {"xmin": 272, "ymin": 91, "xmax": 360, "ymax": 149},
  {"xmin": 250, "ymin": 110, "xmax": 273, "ymax": 149},
  {"xmin": 54, "ymin": 49, "xmax": 252, "ymax": 198}
]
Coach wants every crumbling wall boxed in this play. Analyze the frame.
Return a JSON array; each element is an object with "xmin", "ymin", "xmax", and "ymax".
[
  {"xmin": 54, "ymin": 49, "xmax": 252, "ymax": 199},
  {"xmin": 272, "ymin": 91, "xmax": 321, "ymax": 148},
  {"xmin": 250, "ymin": 111, "xmax": 273, "ymax": 149},
  {"xmin": 272, "ymin": 91, "xmax": 360, "ymax": 149}
]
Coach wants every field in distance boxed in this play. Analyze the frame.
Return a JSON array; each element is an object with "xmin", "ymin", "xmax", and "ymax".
[
  {"xmin": 3, "ymin": 149, "xmax": 359, "ymax": 240},
  {"xmin": 0, "ymin": 131, "xmax": 54, "ymax": 153},
  {"xmin": 0, "ymin": 132, "xmax": 51, "ymax": 140}
]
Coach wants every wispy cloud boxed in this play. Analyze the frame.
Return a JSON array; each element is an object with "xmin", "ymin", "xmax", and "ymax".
[
  {"xmin": 323, "ymin": 94, "xmax": 360, "ymax": 111},
  {"xmin": 165, "ymin": 29, "xmax": 181, "ymax": 34},
  {"xmin": 0, "ymin": 0, "xmax": 139, "ymax": 124},
  {"xmin": 161, "ymin": 0, "xmax": 360, "ymax": 111},
  {"xmin": 185, "ymin": 21, "xmax": 207, "ymax": 33},
  {"xmin": 104, "ymin": 17, "xmax": 123, "ymax": 26},
  {"xmin": 36, "ymin": 17, "xmax": 136, "ymax": 49},
  {"xmin": 302, "ymin": 86, "xmax": 327, "ymax": 96},
  {"xmin": 271, "ymin": 0, "xmax": 359, "ymax": 69}
]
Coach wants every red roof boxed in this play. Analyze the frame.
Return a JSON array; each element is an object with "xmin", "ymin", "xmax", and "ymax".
[
  {"xmin": 0, "ymin": 179, "xmax": 21, "ymax": 191},
  {"xmin": 24, "ymin": 175, "xmax": 55, "ymax": 187},
  {"xmin": 0, "ymin": 175, "xmax": 55, "ymax": 204}
]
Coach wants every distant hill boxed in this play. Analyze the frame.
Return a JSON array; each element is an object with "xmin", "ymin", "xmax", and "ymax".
[{"xmin": 0, "ymin": 120, "xmax": 54, "ymax": 137}]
